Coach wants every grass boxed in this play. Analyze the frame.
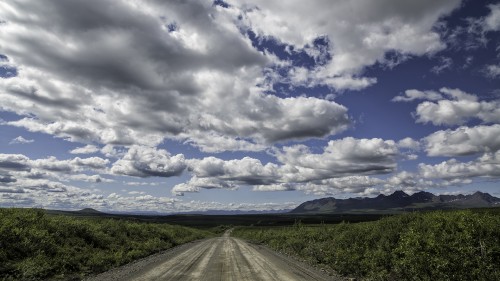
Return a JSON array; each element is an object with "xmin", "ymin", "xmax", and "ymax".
[
  {"xmin": 0, "ymin": 208, "xmax": 213, "ymax": 280},
  {"xmin": 233, "ymin": 209, "xmax": 500, "ymax": 281}
]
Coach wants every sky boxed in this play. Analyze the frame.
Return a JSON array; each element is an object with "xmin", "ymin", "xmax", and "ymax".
[{"xmin": 0, "ymin": 0, "xmax": 499, "ymax": 213}]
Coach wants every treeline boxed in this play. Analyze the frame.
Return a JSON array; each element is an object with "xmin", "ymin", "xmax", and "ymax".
[
  {"xmin": 0, "ymin": 208, "xmax": 213, "ymax": 280},
  {"xmin": 233, "ymin": 209, "xmax": 500, "ymax": 280}
]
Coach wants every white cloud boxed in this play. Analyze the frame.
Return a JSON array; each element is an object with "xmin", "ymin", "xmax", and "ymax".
[
  {"xmin": 386, "ymin": 171, "xmax": 418, "ymax": 187},
  {"xmin": 485, "ymin": 64, "xmax": 500, "ymax": 78},
  {"xmin": 406, "ymin": 154, "xmax": 419, "ymax": 160},
  {"xmin": 322, "ymin": 75, "xmax": 377, "ymax": 91},
  {"xmin": 0, "ymin": 154, "xmax": 31, "ymax": 171},
  {"xmin": 111, "ymin": 145, "xmax": 186, "ymax": 178},
  {"xmin": 253, "ymin": 183, "xmax": 295, "ymax": 192},
  {"xmin": 187, "ymin": 157, "xmax": 280, "ymax": 185},
  {"xmin": 230, "ymin": 0, "xmax": 460, "ymax": 89},
  {"xmin": 276, "ymin": 137, "xmax": 398, "ymax": 180},
  {"xmin": 431, "ymin": 56, "xmax": 453, "ymax": 74},
  {"xmin": 124, "ymin": 181, "xmax": 162, "ymax": 186},
  {"xmin": 176, "ymin": 137, "xmax": 399, "ymax": 195},
  {"xmin": 184, "ymin": 133, "xmax": 266, "ymax": 153},
  {"xmin": 0, "ymin": 153, "xmax": 110, "ymax": 187},
  {"xmin": 100, "ymin": 145, "xmax": 126, "ymax": 158},
  {"xmin": 172, "ymin": 176, "xmax": 238, "ymax": 196},
  {"xmin": 484, "ymin": 4, "xmax": 500, "ymax": 31},
  {"xmin": 70, "ymin": 145, "xmax": 99, "ymax": 154},
  {"xmin": 397, "ymin": 137, "xmax": 421, "ymax": 150},
  {"xmin": 0, "ymin": 0, "xmax": 350, "ymax": 152},
  {"xmin": 253, "ymin": 177, "xmax": 385, "ymax": 195},
  {"xmin": 9, "ymin": 136, "xmax": 34, "ymax": 145},
  {"xmin": 409, "ymin": 88, "xmax": 500, "ymax": 126},
  {"xmin": 392, "ymin": 89, "xmax": 443, "ymax": 102},
  {"xmin": 128, "ymin": 191, "xmax": 146, "ymax": 195},
  {"xmin": 32, "ymin": 156, "xmax": 109, "ymax": 172},
  {"xmin": 2, "ymin": 0, "xmax": 497, "ymax": 209},
  {"xmin": 68, "ymin": 174, "xmax": 114, "ymax": 183},
  {"xmin": 0, "ymin": 187, "xmax": 24, "ymax": 193},
  {"xmin": 0, "ymin": 172, "xmax": 16, "ymax": 184},
  {"xmin": 298, "ymin": 176, "xmax": 385, "ymax": 195},
  {"xmin": 419, "ymin": 151, "xmax": 500, "ymax": 180},
  {"xmin": 1, "ymin": 180, "xmax": 299, "ymax": 212},
  {"xmin": 424, "ymin": 124, "xmax": 500, "ymax": 157}
]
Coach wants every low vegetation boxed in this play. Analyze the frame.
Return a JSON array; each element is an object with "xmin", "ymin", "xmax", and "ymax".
[
  {"xmin": 0, "ymin": 208, "xmax": 213, "ymax": 280},
  {"xmin": 233, "ymin": 209, "xmax": 500, "ymax": 281}
]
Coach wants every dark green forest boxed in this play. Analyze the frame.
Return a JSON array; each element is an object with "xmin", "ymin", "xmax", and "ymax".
[
  {"xmin": 0, "ymin": 208, "xmax": 213, "ymax": 280},
  {"xmin": 233, "ymin": 209, "xmax": 500, "ymax": 281}
]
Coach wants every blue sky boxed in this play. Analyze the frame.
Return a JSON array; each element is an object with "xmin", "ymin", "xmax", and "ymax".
[{"xmin": 0, "ymin": 0, "xmax": 499, "ymax": 213}]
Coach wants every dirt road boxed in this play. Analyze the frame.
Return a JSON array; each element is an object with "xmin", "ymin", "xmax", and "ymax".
[{"xmin": 86, "ymin": 231, "xmax": 336, "ymax": 281}]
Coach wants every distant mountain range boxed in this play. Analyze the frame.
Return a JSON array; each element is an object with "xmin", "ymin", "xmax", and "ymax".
[
  {"xmin": 290, "ymin": 191, "xmax": 500, "ymax": 214},
  {"xmin": 49, "ymin": 208, "xmax": 291, "ymax": 216}
]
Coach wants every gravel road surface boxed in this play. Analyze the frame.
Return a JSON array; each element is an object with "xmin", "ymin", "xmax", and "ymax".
[{"xmin": 86, "ymin": 231, "xmax": 338, "ymax": 281}]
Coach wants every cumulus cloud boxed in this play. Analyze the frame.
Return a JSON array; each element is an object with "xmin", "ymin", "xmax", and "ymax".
[
  {"xmin": 9, "ymin": 136, "xmax": 34, "ymax": 145},
  {"xmin": 392, "ymin": 89, "xmax": 443, "ymax": 102},
  {"xmin": 184, "ymin": 133, "xmax": 266, "ymax": 153},
  {"xmin": 0, "ymin": 153, "xmax": 110, "ymax": 188},
  {"xmin": 0, "ymin": 0, "xmax": 350, "ymax": 152},
  {"xmin": 176, "ymin": 137, "xmax": 399, "ymax": 195},
  {"xmin": 100, "ymin": 145, "xmax": 126, "ymax": 158},
  {"xmin": 424, "ymin": 125, "xmax": 500, "ymax": 157},
  {"xmin": 0, "ymin": 187, "xmax": 24, "ymax": 193},
  {"xmin": 397, "ymin": 88, "xmax": 500, "ymax": 126},
  {"xmin": 31, "ymin": 156, "xmax": 109, "ymax": 172},
  {"xmin": 485, "ymin": 64, "xmax": 500, "ymax": 78},
  {"xmin": 123, "ymin": 181, "xmax": 162, "ymax": 187},
  {"xmin": 111, "ymin": 145, "xmax": 186, "ymax": 178},
  {"xmin": 0, "ymin": 154, "xmax": 31, "ymax": 171},
  {"xmin": 384, "ymin": 171, "xmax": 437, "ymax": 190},
  {"xmin": 1, "ymin": 181, "xmax": 298, "ymax": 212},
  {"xmin": 276, "ymin": 137, "xmax": 398, "ymax": 180},
  {"xmin": 397, "ymin": 137, "xmax": 421, "ymax": 150},
  {"xmin": 419, "ymin": 151, "xmax": 500, "ymax": 180},
  {"xmin": 172, "ymin": 176, "xmax": 238, "ymax": 196},
  {"xmin": 128, "ymin": 191, "xmax": 146, "ymax": 195},
  {"xmin": 253, "ymin": 183, "xmax": 295, "ymax": 192},
  {"xmin": 386, "ymin": 171, "xmax": 418, "ymax": 188},
  {"xmin": 296, "ymin": 176, "xmax": 386, "ymax": 195},
  {"xmin": 230, "ymin": 0, "xmax": 460, "ymax": 89},
  {"xmin": 2, "ymin": 0, "xmax": 495, "ymax": 208},
  {"xmin": 67, "ymin": 174, "xmax": 114, "ymax": 183},
  {"xmin": 0, "ymin": 172, "xmax": 16, "ymax": 183},
  {"xmin": 484, "ymin": 4, "xmax": 500, "ymax": 31},
  {"xmin": 0, "ymin": 177, "xmax": 178, "ymax": 212},
  {"xmin": 0, "ymin": 174, "xmax": 78, "ymax": 194},
  {"xmin": 70, "ymin": 145, "xmax": 99, "ymax": 154},
  {"xmin": 279, "ymin": 171, "xmax": 440, "ymax": 196},
  {"xmin": 187, "ymin": 157, "xmax": 280, "ymax": 184},
  {"xmin": 175, "ymin": 156, "xmax": 279, "ymax": 195},
  {"xmin": 406, "ymin": 154, "xmax": 419, "ymax": 160}
]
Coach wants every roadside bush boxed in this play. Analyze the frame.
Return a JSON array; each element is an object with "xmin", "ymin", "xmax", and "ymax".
[
  {"xmin": 233, "ymin": 209, "xmax": 500, "ymax": 280},
  {"xmin": 0, "ymin": 208, "xmax": 213, "ymax": 280}
]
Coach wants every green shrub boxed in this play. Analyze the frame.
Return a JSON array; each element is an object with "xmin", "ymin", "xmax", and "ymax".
[
  {"xmin": 0, "ymin": 208, "xmax": 213, "ymax": 280},
  {"xmin": 233, "ymin": 209, "xmax": 500, "ymax": 280}
]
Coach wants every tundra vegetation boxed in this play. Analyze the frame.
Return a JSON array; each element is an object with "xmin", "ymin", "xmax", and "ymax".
[
  {"xmin": 0, "ymin": 208, "xmax": 213, "ymax": 280},
  {"xmin": 233, "ymin": 209, "xmax": 500, "ymax": 281}
]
